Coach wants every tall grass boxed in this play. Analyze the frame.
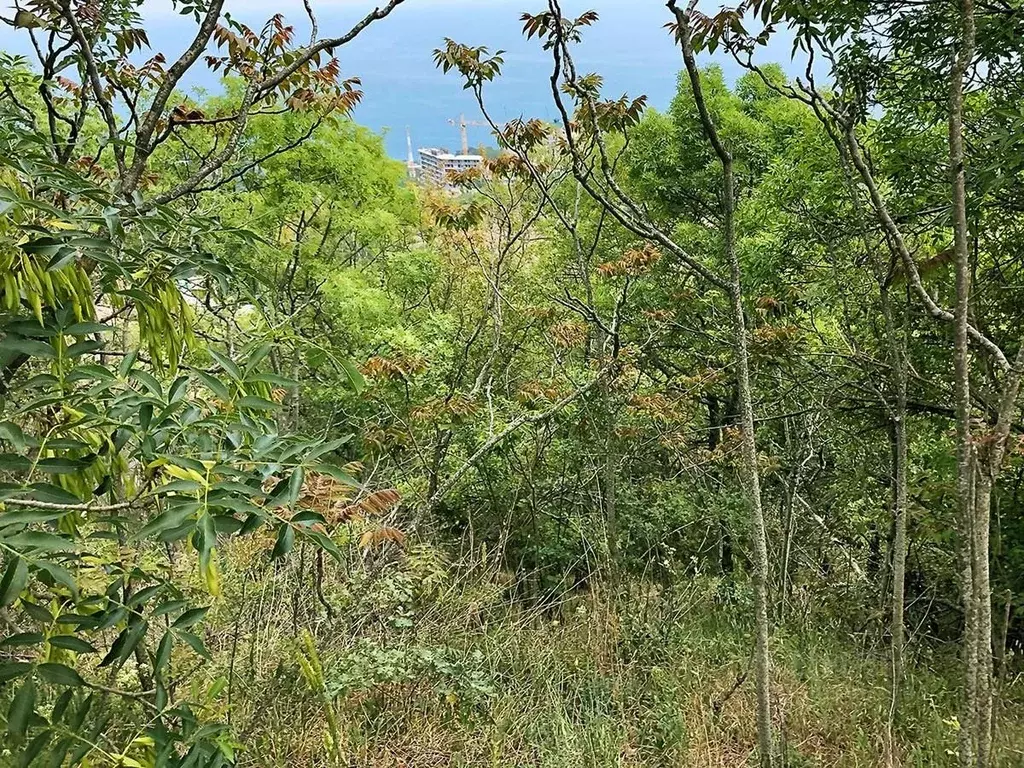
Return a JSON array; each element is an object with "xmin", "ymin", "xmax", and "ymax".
[{"xmin": 201, "ymin": 540, "xmax": 1023, "ymax": 767}]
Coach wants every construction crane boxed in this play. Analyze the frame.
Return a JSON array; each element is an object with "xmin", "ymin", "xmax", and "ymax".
[
  {"xmin": 447, "ymin": 113, "xmax": 487, "ymax": 155},
  {"xmin": 404, "ymin": 126, "xmax": 420, "ymax": 179}
]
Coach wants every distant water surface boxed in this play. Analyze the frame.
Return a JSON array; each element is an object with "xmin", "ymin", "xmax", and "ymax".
[{"xmin": 0, "ymin": 0, "xmax": 803, "ymax": 158}]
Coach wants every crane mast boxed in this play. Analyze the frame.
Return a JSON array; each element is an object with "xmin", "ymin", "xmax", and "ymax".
[{"xmin": 446, "ymin": 113, "xmax": 487, "ymax": 155}]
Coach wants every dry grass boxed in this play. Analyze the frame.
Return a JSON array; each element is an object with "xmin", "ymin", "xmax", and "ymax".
[{"xmin": 200, "ymin": 541, "xmax": 1024, "ymax": 768}]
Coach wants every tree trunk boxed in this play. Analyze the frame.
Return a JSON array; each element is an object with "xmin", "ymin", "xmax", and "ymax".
[
  {"xmin": 602, "ymin": 425, "xmax": 619, "ymax": 581},
  {"xmin": 875, "ymin": 281, "xmax": 908, "ymax": 760},
  {"xmin": 949, "ymin": 2, "xmax": 984, "ymax": 764},
  {"xmin": 973, "ymin": 473, "xmax": 994, "ymax": 766},
  {"xmin": 729, "ymin": 282, "xmax": 775, "ymax": 768},
  {"xmin": 887, "ymin": 359, "xmax": 908, "ymax": 760},
  {"xmin": 675, "ymin": 7, "xmax": 774, "ymax": 763}
]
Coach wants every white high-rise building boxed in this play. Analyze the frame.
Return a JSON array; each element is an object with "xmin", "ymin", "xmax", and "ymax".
[{"xmin": 418, "ymin": 147, "xmax": 484, "ymax": 187}]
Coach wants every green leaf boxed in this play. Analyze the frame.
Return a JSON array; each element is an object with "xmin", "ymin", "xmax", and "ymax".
[
  {"xmin": 152, "ymin": 479, "xmax": 203, "ymax": 495},
  {"xmin": 0, "ymin": 421, "xmax": 27, "ymax": 450},
  {"xmin": 0, "ymin": 662, "xmax": 32, "ymax": 683},
  {"xmin": 247, "ymin": 372, "xmax": 297, "ymax": 388},
  {"xmin": 51, "ymin": 689, "xmax": 73, "ymax": 723},
  {"xmin": 168, "ymin": 376, "xmax": 189, "ymax": 404},
  {"xmin": 208, "ymin": 348, "xmax": 242, "ymax": 381},
  {"xmin": 130, "ymin": 370, "xmax": 162, "ymax": 397},
  {"xmin": 0, "ymin": 338, "xmax": 55, "ymax": 359},
  {"xmin": 139, "ymin": 403, "xmax": 152, "ymax": 431},
  {"xmin": 0, "ymin": 557, "xmax": 29, "ymax": 606},
  {"xmin": 1, "ymin": 632, "xmax": 44, "ymax": 647},
  {"xmin": 210, "ymin": 480, "xmax": 263, "ymax": 497},
  {"xmin": 237, "ymin": 396, "xmax": 280, "ymax": 412},
  {"xmin": 194, "ymin": 370, "xmax": 231, "ymax": 401},
  {"xmin": 21, "ymin": 375, "xmax": 59, "ymax": 390},
  {"xmin": 17, "ymin": 731, "xmax": 51, "ymax": 768},
  {"xmin": 271, "ymin": 523, "xmax": 295, "ymax": 560},
  {"xmin": 339, "ymin": 358, "xmax": 366, "ymax": 393},
  {"xmin": 0, "ymin": 507, "xmax": 66, "ymax": 526},
  {"xmin": 64, "ymin": 322, "xmax": 113, "ymax": 336},
  {"xmin": 136, "ymin": 502, "xmax": 198, "ymax": 539},
  {"xmin": 27, "ymin": 483, "xmax": 81, "ymax": 505},
  {"xmin": 21, "ymin": 238, "xmax": 63, "ymax": 258},
  {"xmin": 21, "ymin": 602, "xmax": 53, "ymax": 623},
  {"xmin": 3, "ymin": 320, "xmax": 57, "ymax": 338},
  {"xmin": 117, "ymin": 350, "xmax": 138, "ymax": 378},
  {"xmin": 176, "ymin": 630, "xmax": 211, "ymax": 660},
  {"xmin": 66, "ymin": 340, "xmax": 104, "ymax": 358},
  {"xmin": 33, "ymin": 561, "xmax": 76, "ymax": 594},
  {"xmin": 154, "ymin": 632, "xmax": 173, "ymax": 675},
  {"xmin": 68, "ymin": 364, "xmax": 116, "ymax": 382},
  {"xmin": 127, "ymin": 584, "xmax": 163, "ymax": 607},
  {"xmin": 244, "ymin": 341, "xmax": 274, "ymax": 371},
  {"xmin": 0, "ymin": 507, "xmax": 66, "ymax": 528},
  {"xmin": 45, "ymin": 250, "xmax": 77, "ymax": 271},
  {"xmin": 302, "ymin": 529, "xmax": 344, "ymax": 564},
  {"xmin": 0, "ymin": 454, "xmax": 32, "ymax": 471},
  {"xmin": 290, "ymin": 510, "xmax": 325, "ymax": 526},
  {"xmin": 36, "ymin": 456, "xmax": 90, "ymax": 474},
  {"xmin": 99, "ymin": 618, "xmax": 147, "ymax": 667},
  {"xmin": 307, "ymin": 436, "xmax": 352, "ymax": 460},
  {"xmin": 172, "ymin": 606, "xmax": 208, "ymax": 629},
  {"xmin": 313, "ymin": 462, "xmax": 362, "ymax": 489},
  {"xmin": 36, "ymin": 663, "xmax": 85, "ymax": 686},
  {"xmin": 68, "ymin": 692, "xmax": 94, "ymax": 730},
  {"xmin": 238, "ymin": 511, "xmax": 264, "ymax": 536},
  {"xmin": 4, "ymin": 532, "xmax": 76, "ymax": 552},
  {"xmin": 287, "ymin": 466, "xmax": 305, "ymax": 506},
  {"xmin": 198, "ymin": 512, "xmax": 216, "ymax": 571},
  {"xmin": 207, "ymin": 496, "xmax": 261, "ymax": 516},
  {"xmin": 47, "ymin": 636, "xmax": 97, "ymax": 654},
  {"xmin": 152, "ymin": 600, "xmax": 188, "ymax": 618},
  {"xmin": 7, "ymin": 677, "xmax": 35, "ymax": 740}
]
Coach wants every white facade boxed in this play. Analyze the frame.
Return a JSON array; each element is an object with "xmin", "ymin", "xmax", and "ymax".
[{"xmin": 418, "ymin": 148, "xmax": 484, "ymax": 186}]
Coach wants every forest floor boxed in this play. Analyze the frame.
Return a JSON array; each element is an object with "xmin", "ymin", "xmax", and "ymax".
[{"xmin": 194, "ymin": 544, "xmax": 1024, "ymax": 767}]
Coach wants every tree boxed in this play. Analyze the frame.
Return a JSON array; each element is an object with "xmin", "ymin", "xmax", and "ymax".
[
  {"xmin": 692, "ymin": 0, "xmax": 1024, "ymax": 763},
  {"xmin": 436, "ymin": 2, "xmax": 778, "ymax": 760},
  {"xmin": 0, "ymin": 0, "xmax": 407, "ymax": 762}
]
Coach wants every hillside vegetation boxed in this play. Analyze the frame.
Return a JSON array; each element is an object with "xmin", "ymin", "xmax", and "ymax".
[{"xmin": 1, "ymin": 1, "xmax": 1024, "ymax": 766}]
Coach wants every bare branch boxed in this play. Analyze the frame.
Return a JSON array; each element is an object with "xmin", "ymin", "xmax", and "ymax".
[
  {"xmin": 58, "ymin": 0, "xmax": 126, "ymax": 176},
  {"xmin": 122, "ymin": 0, "xmax": 228, "ymax": 194}
]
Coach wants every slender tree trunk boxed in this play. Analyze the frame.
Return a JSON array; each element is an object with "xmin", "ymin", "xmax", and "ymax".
[
  {"xmin": 973, "ymin": 473, "xmax": 994, "ymax": 766},
  {"xmin": 596, "ymin": 328, "xmax": 619, "ymax": 583},
  {"xmin": 729, "ymin": 281, "xmax": 774, "ymax": 768},
  {"xmin": 949, "ymin": 2, "xmax": 984, "ymax": 765},
  {"xmin": 675, "ymin": 5, "xmax": 773, "ymax": 763},
  {"xmin": 831, "ymin": 120, "xmax": 910, "ymax": 739},
  {"xmin": 292, "ymin": 351, "xmax": 301, "ymax": 431},
  {"xmin": 707, "ymin": 395, "xmax": 733, "ymax": 575},
  {"xmin": 778, "ymin": 403, "xmax": 795, "ymax": 624},
  {"xmin": 779, "ymin": 480, "xmax": 795, "ymax": 624},
  {"xmin": 602, "ymin": 424, "xmax": 619, "ymax": 581},
  {"xmin": 960, "ymin": 463, "xmax": 980, "ymax": 768},
  {"xmin": 886, "ymin": 347, "xmax": 909, "ymax": 761},
  {"xmin": 875, "ymin": 279, "xmax": 908, "ymax": 761}
]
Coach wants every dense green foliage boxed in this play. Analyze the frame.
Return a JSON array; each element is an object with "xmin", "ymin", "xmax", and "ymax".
[{"xmin": 2, "ymin": 0, "xmax": 1024, "ymax": 766}]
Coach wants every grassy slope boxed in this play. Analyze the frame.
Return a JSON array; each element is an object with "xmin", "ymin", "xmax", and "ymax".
[{"xmin": 200, "ymin": 540, "xmax": 1024, "ymax": 767}]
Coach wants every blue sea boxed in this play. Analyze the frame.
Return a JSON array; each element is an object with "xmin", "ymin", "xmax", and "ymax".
[{"xmin": 0, "ymin": 0, "xmax": 803, "ymax": 159}]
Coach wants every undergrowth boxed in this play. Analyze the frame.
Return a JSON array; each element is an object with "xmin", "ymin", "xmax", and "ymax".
[{"xmin": 198, "ymin": 540, "xmax": 1024, "ymax": 767}]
